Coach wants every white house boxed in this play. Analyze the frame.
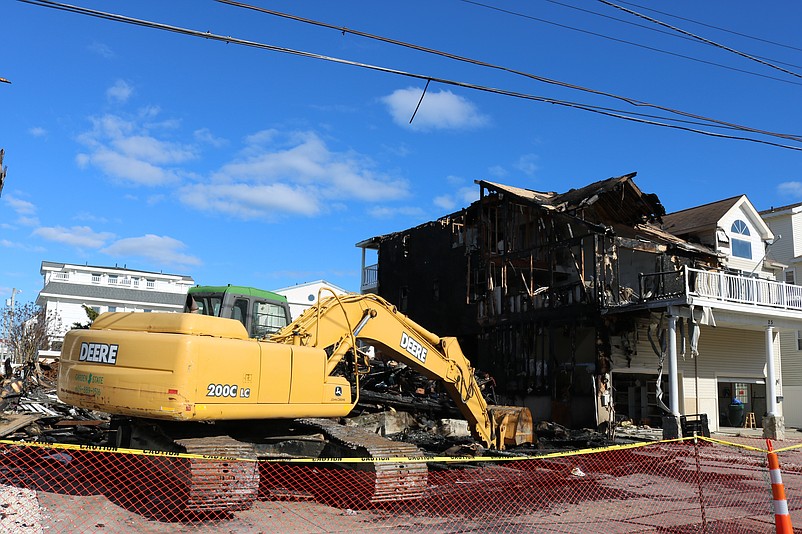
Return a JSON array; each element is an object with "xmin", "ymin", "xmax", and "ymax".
[
  {"xmin": 273, "ymin": 280, "xmax": 351, "ymax": 320},
  {"xmin": 639, "ymin": 195, "xmax": 800, "ymax": 435},
  {"xmin": 36, "ymin": 261, "xmax": 195, "ymax": 347},
  {"xmin": 760, "ymin": 202, "xmax": 802, "ymax": 429}
]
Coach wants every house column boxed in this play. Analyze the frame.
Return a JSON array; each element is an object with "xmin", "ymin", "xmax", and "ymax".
[
  {"xmin": 764, "ymin": 322, "xmax": 785, "ymax": 440},
  {"xmin": 766, "ymin": 324, "xmax": 778, "ymax": 416},
  {"xmin": 360, "ymin": 247, "xmax": 366, "ymax": 292},
  {"xmin": 662, "ymin": 307, "xmax": 682, "ymax": 440},
  {"xmin": 667, "ymin": 310, "xmax": 680, "ymax": 416}
]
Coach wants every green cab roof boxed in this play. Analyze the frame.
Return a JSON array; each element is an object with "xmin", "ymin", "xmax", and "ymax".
[{"xmin": 189, "ymin": 285, "xmax": 287, "ymax": 302}]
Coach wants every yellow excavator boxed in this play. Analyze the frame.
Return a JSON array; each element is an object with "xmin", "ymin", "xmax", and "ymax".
[{"xmin": 58, "ymin": 292, "xmax": 533, "ymax": 512}]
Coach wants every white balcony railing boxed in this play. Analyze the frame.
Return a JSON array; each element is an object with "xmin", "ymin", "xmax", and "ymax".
[
  {"xmin": 687, "ymin": 266, "xmax": 802, "ymax": 312},
  {"xmin": 361, "ymin": 264, "xmax": 378, "ymax": 291}
]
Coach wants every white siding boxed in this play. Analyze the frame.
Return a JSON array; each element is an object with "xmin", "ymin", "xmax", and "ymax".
[
  {"xmin": 612, "ymin": 320, "xmax": 779, "ymax": 432},
  {"xmin": 794, "ymin": 212, "xmax": 802, "ymax": 258},
  {"xmin": 720, "ymin": 207, "xmax": 764, "ymax": 273},
  {"xmin": 779, "ymin": 330, "xmax": 802, "ymax": 427}
]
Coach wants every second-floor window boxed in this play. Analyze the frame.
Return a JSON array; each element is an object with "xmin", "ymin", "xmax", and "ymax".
[{"xmin": 731, "ymin": 220, "xmax": 752, "ymax": 259}]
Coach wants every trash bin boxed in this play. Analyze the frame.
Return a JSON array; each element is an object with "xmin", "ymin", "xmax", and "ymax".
[
  {"xmin": 727, "ymin": 403, "xmax": 745, "ymax": 427},
  {"xmin": 680, "ymin": 414, "xmax": 710, "ymax": 437}
]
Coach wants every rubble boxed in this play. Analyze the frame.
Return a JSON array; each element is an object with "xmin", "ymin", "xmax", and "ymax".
[
  {"xmin": 0, "ymin": 356, "xmax": 643, "ymax": 456},
  {"xmin": 0, "ymin": 360, "xmax": 109, "ymax": 445}
]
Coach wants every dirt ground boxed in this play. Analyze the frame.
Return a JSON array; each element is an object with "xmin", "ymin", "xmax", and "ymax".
[{"xmin": 2, "ymin": 432, "xmax": 801, "ymax": 534}]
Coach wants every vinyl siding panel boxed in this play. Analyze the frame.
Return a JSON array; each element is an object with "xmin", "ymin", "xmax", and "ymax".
[{"xmin": 612, "ymin": 320, "xmax": 779, "ymax": 432}]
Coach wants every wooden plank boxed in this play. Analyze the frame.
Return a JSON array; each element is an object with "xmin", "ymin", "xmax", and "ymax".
[
  {"xmin": 0, "ymin": 414, "xmax": 40, "ymax": 437},
  {"xmin": 52, "ymin": 419, "xmax": 106, "ymax": 427}
]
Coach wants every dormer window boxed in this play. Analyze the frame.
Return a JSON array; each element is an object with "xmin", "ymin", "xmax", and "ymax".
[{"xmin": 731, "ymin": 220, "xmax": 752, "ymax": 259}]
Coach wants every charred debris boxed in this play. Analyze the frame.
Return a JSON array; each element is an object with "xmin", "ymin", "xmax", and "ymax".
[
  {"xmin": 0, "ymin": 357, "xmax": 643, "ymax": 458},
  {"xmin": 359, "ymin": 173, "xmax": 721, "ymax": 435}
]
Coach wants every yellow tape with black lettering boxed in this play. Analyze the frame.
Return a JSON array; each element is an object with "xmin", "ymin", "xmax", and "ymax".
[{"xmin": 0, "ymin": 435, "xmax": 785, "ymax": 463}]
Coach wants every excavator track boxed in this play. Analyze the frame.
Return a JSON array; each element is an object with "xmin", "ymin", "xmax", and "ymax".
[
  {"xmin": 173, "ymin": 435, "xmax": 259, "ymax": 513},
  {"xmin": 299, "ymin": 418, "xmax": 428, "ymax": 502}
]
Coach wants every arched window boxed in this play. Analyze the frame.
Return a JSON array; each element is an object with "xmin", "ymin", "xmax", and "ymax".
[{"xmin": 731, "ymin": 220, "xmax": 752, "ymax": 259}]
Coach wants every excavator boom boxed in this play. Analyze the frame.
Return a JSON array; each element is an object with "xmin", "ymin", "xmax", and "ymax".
[{"xmin": 270, "ymin": 292, "xmax": 533, "ymax": 448}]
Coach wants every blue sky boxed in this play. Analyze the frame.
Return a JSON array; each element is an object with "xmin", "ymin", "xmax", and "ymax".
[{"xmin": 4, "ymin": 0, "xmax": 802, "ymax": 303}]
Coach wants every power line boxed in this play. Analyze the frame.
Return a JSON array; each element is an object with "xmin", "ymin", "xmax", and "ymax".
[
  {"xmin": 17, "ymin": 0, "xmax": 802, "ymax": 152},
  {"xmin": 540, "ymin": 0, "xmax": 802, "ymax": 71},
  {"xmin": 459, "ymin": 0, "xmax": 802, "ymax": 87},
  {"xmin": 598, "ymin": 0, "xmax": 802, "ymax": 81},
  {"xmin": 217, "ymin": 0, "xmax": 802, "ymax": 143},
  {"xmin": 617, "ymin": 0, "xmax": 802, "ymax": 54}
]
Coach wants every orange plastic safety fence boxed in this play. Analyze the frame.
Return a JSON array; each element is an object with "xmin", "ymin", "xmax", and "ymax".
[{"xmin": 0, "ymin": 438, "xmax": 798, "ymax": 533}]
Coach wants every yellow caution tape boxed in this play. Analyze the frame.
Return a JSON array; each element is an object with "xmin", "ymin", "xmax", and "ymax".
[{"xmin": 0, "ymin": 435, "xmax": 752, "ymax": 464}]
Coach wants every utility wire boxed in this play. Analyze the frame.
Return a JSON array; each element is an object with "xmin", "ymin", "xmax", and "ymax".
[
  {"xmin": 598, "ymin": 0, "xmax": 802, "ymax": 80},
  {"xmin": 459, "ymin": 0, "xmax": 802, "ymax": 88},
  {"xmin": 618, "ymin": 0, "xmax": 802, "ymax": 54},
  {"xmin": 541, "ymin": 0, "xmax": 802, "ymax": 71},
  {"xmin": 218, "ymin": 0, "xmax": 802, "ymax": 142},
  {"xmin": 18, "ymin": 0, "xmax": 802, "ymax": 152}
]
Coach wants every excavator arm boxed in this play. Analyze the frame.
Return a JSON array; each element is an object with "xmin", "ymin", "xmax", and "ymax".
[{"xmin": 270, "ymin": 292, "xmax": 533, "ymax": 449}]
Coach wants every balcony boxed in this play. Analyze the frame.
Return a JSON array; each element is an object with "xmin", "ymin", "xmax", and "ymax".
[
  {"xmin": 640, "ymin": 266, "xmax": 802, "ymax": 314},
  {"xmin": 361, "ymin": 263, "xmax": 378, "ymax": 293}
]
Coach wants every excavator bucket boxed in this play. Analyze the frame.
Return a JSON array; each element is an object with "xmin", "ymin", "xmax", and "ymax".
[{"xmin": 488, "ymin": 406, "xmax": 535, "ymax": 448}]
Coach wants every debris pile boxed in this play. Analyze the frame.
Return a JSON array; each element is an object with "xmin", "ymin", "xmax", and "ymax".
[
  {"xmin": 0, "ymin": 359, "xmax": 109, "ymax": 445},
  {"xmin": 0, "ymin": 356, "xmax": 627, "ymax": 454}
]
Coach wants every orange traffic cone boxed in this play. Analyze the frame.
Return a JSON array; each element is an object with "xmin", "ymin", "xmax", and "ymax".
[{"xmin": 767, "ymin": 439, "xmax": 793, "ymax": 534}]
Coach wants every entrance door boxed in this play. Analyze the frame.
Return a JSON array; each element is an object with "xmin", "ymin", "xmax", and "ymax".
[{"xmin": 717, "ymin": 379, "xmax": 765, "ymax": 427}]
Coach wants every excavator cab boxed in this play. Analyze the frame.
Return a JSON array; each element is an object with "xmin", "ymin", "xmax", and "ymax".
[{"xmin": 185, "ymin": 285, "xmax": 291, "ymax": 338}]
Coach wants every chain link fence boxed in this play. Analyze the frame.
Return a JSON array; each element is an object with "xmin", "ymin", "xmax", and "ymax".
[{"xmin": 0, "ymin": 436, "xmax": 798, "ymax": 533}]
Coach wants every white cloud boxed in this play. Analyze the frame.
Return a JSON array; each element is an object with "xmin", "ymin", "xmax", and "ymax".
[
  {"xmin": 778, "ymin": 182, "xmax": 802, "ymax": 197},
  {"xmin": 29, "ymin": 127, "xmax": 47, "ymax": 138},
  {"xmin": 488, "ymin": 165, "xmax": 507, "ymax": 178},
  {"xmin": 368, "ymin": 206, "xmax": 426, "ymax": 218},
  {"xmin": 432, "ymin": 186, "xmax": 478, "ymax": 213},
  {"xmin": 180, "ymin": 130, "xmax": 410, "ymax": 220},
  {"xmin": 107, "ymin": 80, "xmax": 133, "ymax": 103},
  {"xmin": 17, "ymin": 216, "xmax": 40, "ymax": 227},
  {"xmin": 33, "ymin": 225, "xmax": 115, "ymax": 248},
  {"xmin": 0, "ymin": 239, "xmax": 45, "ymax": 252},
  {"xmin": 3, "ymin": 194, "xmax": 39, "ymax": 226},
  {"xmin": 434, "ymin": 195, "xmax": 456, "ymax": 211},
  {"xmin": 88, "ymin": 41, "xmax": 115, "ymax": 58},
  {"xmin": 77, "ymin": 112, "xmax": 197, "ymax": 186},
  {"xmin": 180, "ymin": 183, "xmax": 321, "ymax": 218},
  {"xmin": 194, "ymin": 128, "xmax": 227, "ymax": 148},
  {"xmin": 101, "ymin": 235, "xmax": 201, "ymax": 267},
  {"xmin": 73, "ymin": 211, "xmax": 108, "ymax": 224},
  {"xmin": 4, "ymin": 195, "xmax": 36, "ymax": 215},
  {"xmin": 515, "ymin": 154, "xmax": 539, "ymax": 176},
  {"xmin": 381, "ymin": 87, "xmax": 489, "ymax": 131}
]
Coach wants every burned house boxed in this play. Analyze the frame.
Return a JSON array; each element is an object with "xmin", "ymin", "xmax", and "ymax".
[{"xmin": 358, "ymin": 174, "xmax": 801, "ymax": 438}]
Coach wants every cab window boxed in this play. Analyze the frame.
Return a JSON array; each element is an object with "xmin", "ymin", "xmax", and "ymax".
[
  {"xmin": 232, "ymin": 298, "xmax": 249, "ymax": 328},
  {"xmin": 252, "ymin": 301, "xmax": 288, "ymax": 337},
  {"xmin": 195, "ymin": 296, "xmax": 222, "ymax": 316}
]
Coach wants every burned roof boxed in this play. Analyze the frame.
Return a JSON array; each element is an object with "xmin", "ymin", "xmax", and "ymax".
[
  {"xmin": 661, "ymin": 196, "xmax": 743, "ymax": 236},
  {"xmin": 477, "ymin": 172, "xmax": 666, "ymax": 226}
]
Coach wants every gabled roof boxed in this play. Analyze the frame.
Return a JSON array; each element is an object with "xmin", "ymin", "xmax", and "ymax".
[{"xmin": 660, "ymin": 196, "xmax": 742, "ymax": 236}]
